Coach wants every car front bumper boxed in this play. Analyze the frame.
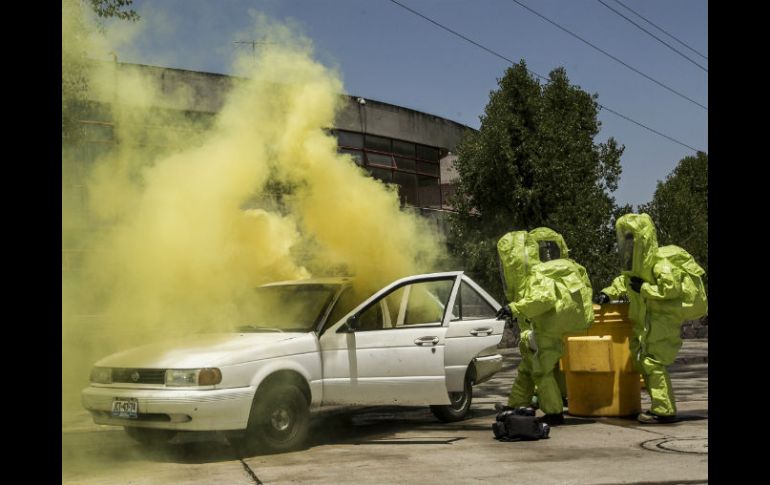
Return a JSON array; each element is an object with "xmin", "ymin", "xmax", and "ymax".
[{"xmin": 81, "ymin": 385, "xmax": 255, "ymax": 431}]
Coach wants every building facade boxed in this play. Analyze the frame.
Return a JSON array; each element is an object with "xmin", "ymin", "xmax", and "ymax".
[{"xmin": 63, "ymin": 63, "xmax": 472, "ymax": 272}]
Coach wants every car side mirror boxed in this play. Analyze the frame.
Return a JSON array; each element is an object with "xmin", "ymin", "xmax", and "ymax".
[{"xmin": 339, "ymin": 315, "xmax": 358, "ymax": 333}]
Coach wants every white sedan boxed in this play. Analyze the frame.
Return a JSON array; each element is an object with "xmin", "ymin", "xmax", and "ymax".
[{"xmin": 81, "ymin": 271, "xmax": 505, "ymax": 453}]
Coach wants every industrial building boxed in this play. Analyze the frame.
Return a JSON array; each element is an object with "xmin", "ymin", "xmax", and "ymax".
[{"xmin": 62, "ymin": 62, "xmax": 473, "ymax": 272}]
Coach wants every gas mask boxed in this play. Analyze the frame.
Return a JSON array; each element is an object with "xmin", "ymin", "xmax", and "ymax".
[
  {"xmin": 538, "ymin": 240, "xmax": 561, "ymax": 262},
  {"xmin": 618, "ymin": 232, "xmax": 634, "ymax": 272},
  {"xmin": 497, "ymin": 254, "xmax": 508, "ymax": 297}
]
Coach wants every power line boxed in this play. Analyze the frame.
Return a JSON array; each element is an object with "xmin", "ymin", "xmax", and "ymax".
[
  {"xmin": 385, "ymin": 0, "xmax": 547, "ymax": 81},
  {"xmin": 597, "ymin": 105, "xmax": 701, "ymax": 152},
  {"xmin": 597, "ymin": 0, "xmax": 706, "ymax": 72},
  {"xmin": 510, "ymin": 0, "xmax": 706, "ymax": 110},
  {"xmin": 386, "ymin": 0, "xmax": 703, "ymax": 153},
  {"xmin": 612, "ymin": 0, "xmax": 708, "ymax": 61}
]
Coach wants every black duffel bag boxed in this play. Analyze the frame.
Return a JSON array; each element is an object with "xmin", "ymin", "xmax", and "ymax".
[{"xmin": 492, "ymin": 407, "xmax": 550, "ymax": 441}]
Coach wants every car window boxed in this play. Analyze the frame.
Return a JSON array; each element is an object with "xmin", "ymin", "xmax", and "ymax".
[
  {"xmin": 451, "ymin": 281, "xmax": 497, "ymax": 320},
  {"xmin": 402, "ymin": 280, "xmax": 452, "ymax": 325},
  {"xmin": 354, "ymin": 278, "xmax": 454, "ymax": 331},
  {"xmin": 235, "ymin": 284, "xmax": 337, "ymax": 332},
  {"xmin": 357, "ymin": 287, "xmax": 404, "ymax": 331},
  {"xmin": 323, "ymin": 286, "xmax": 371, "ymax": 333}
]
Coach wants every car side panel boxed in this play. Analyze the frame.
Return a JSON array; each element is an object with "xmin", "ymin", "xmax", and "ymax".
[
  {"xmin": 442, "ymin": 275, "xmax": 504, "ymax": 392},
  {"xmin": 444, "ymin": 318, "xmax": 505, "ymax": 391},
  {"xmin": 320, "ymin": 326, "xmax": 450, "ymax": 405}
]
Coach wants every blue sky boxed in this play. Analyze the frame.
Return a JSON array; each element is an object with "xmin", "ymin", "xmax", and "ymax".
[{"xmin": 119, "ymin": 0, "xmax": 708, "ymax": 208}]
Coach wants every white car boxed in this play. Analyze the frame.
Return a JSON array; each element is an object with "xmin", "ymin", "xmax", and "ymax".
[{"xmin": 81, "ymin": 271, "xmax": 505, "ymax": 453}]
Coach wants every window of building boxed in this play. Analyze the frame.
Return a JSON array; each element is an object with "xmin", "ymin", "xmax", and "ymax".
[
  {"xmin": 332, "ymin": 130, "xmax": 445, "ymax": 210},
  {"xmin": 339, "ymin": 148, "xmax": 363, "ymax": 166},
  {"xmin": 418, "ymin": 175, "xmax": 441, "ymax": 208},
  {"xmin": 392, "ymin": 140, "xmax": 415, "ymax": 157},
  {"xmin": 369, "ymin": 166, "xmax": 392, "ymax": 183},
  {"xmin": 416, "ymin": 144, "xmax": 439, "ymax": 161},
  {"xmin": 394, "ymin": 156, "xmax": 415, "ymax": 171},
  {"xmin": 393, "ymin": 171, "xmax": 418, "ymax": 206},
  {"xmin": 366, "ymin": 152, "xmax": 394, "ymax": 167},
  {"xmin": 417, "ymin": 161, "xmax": 440, "ymax": 177},
  {"xmin": 364, "ymin": 134, "xmax": 391, "ymax": 152},
  {"xmin": 336, "ymin": 130, "xmax": 364, "ymax": 148}
]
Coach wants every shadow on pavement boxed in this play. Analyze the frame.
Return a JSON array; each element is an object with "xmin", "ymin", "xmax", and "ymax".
[
  {"xmin": 561, "ymin": 417, "xmax": 597, "ymax": 426},
  {"xmin": 64, "ymin": 405, "xmax": 488, "ymax": 464},
  {"xmin": 64, "ymin": 402, "xmax": 608, "ymax": 466},
  {"xmin": 597, "ymin": 409, "xmax": 707, "ymax": 428}
]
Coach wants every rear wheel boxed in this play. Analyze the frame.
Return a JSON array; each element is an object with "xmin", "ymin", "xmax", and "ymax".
[
  {"xmin": 430, "ymin": 373, "xmax": 473, "ymax": 422},
  {"xmin": 123, "ymin": 427, "xmax": 177, "ymax": 445},
  {"xmin": 232, "ymin": 383, "xmax": 310, "ymax": 454}
]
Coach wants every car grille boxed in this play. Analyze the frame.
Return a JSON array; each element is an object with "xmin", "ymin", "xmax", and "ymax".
[
  {"xmin": 92, "ymin": 410, "xmax": 173, "ymax": 422},
  {"xmin": 112, "ymin": 368, "xmax": 166, "ymax": 384}
]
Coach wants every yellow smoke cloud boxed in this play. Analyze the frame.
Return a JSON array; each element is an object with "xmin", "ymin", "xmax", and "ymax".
[{"xmin": 62, "ymin": 3, "xmax": 445, "ymax": 414}]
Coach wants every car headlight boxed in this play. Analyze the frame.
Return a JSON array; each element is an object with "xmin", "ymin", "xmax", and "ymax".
[
  {"xmin": 165, "ymin": 368, "xmax": 222, "ymax": 386},
  {"xmin": 90, "ymin": 367, "xmax": 112, "ymax": 384}
]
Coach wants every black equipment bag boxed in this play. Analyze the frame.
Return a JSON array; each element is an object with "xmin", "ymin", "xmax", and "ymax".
[{"xmin": 492, "ymin": 407, "xmax": 550, "ymax": 441}]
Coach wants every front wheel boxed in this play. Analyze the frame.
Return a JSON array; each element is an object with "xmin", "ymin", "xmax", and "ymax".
[
  {"xmin": 430, "ymin": 373, "xmax": 473, "ymax": 422},
  {"xmin": 232, "ymin": 383, "xmax": 310, "ymax": 454}
]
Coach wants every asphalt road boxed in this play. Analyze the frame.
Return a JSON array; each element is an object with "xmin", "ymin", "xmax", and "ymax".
[{"xmin": 62, "ymin": 340, "xmax": 707, "ymax": 485}]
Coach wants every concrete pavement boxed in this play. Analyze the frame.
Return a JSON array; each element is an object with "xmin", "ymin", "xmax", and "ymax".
[{"xmin": 62, "ymin": 339, "xmax": 708, "ymax": 485}]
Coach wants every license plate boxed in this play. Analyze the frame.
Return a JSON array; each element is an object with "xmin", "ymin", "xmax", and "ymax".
[{"xmin": 111, "ymin": 398, "xmax": 138, "ymax": 419}]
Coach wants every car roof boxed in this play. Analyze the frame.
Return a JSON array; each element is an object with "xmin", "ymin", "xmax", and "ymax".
[
  {"xmin": 258, "ymin": 271, "xmax": 466, "ymax": 289},
  {"xmin": 259, "ymin": 277, "xmax": 354, "ymax": 287}
]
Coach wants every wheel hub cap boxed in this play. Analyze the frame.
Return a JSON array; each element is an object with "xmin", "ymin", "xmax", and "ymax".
[
  {"xmin": 449, "ymin": 392, "xmax": 467, "ymax": 408},
  {"xmin": 271, "ymin": 408, "xmax": 291, "ymax": 431}
]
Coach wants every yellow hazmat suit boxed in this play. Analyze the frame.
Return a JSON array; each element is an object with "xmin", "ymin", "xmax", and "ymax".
[
  {"xmin": 497, "ymin": 229, "xmax": 594, "ymax": 417},
  {"xmin": 600, "ymin": 213, "xmax": 707, "ymax": 421}
]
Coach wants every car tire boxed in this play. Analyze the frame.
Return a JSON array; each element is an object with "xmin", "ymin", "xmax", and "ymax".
[
  {"xmin": 123, "ymin": 427, "xmax": 177, "ymax": 445},
  {"xmin": 234, "ymin": 383, "xmax": 310, "ymax": 454},
  {"xmin": 430, "ymin": 372, "xmax": 473, "ymax": 423}
]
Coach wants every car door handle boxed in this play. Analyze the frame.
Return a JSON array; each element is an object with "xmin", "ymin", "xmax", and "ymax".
[
  {"xmin": 414, "ymin": 336, "xmax": 439, "ymax": 346},
  {"xmin": 470, "ymin": 327, "xmax": 493, "ymax": 336}
]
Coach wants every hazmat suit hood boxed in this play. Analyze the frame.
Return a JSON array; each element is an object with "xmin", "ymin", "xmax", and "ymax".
[
  {"xmin": 615, "ymin": 213, "xmax": 658, "ymax": 282},
  {"xmin": 497, "ymin": 231, "xmax": 530, "ymax": 303},
  {"xmin": 527, "ymin": 227, "xmax": 569, "ymax": 264}
]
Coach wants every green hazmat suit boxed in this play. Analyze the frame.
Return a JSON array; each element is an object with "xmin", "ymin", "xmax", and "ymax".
[
  {"xmin": 498, "ymin": 229, "xmax": 594, "ymax": 415},
  {"xmin": 600, "ymin": 213, "xmax": 708, "ymax": 417},
  {"xmin": 524, "ymin": 227, "xmax": 571, "ymax": 402}
]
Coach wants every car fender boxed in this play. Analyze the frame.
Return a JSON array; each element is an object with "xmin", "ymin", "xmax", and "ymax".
[{"xmin": 247, "ymin": 353, "xmax": 321, "ymax": 405}]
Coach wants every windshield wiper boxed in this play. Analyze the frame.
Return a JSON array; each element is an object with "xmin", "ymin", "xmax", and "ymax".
[{"xmin": 236, "ymin": 325, "xmax": 285, "ymax": 333}]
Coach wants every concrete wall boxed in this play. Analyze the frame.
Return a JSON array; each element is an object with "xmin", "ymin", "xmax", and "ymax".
[
  {"xmin": 88, "ymin": 62, "xmax": 471, "ymax": 184},
  {"xmin": 334, "ymin": 97, "xmax": 470, "ymax": 156}
]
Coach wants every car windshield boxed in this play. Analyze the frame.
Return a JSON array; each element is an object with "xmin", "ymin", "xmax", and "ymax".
[{"xmin": 235, "ymin": 284, "xmax": 338, "ymax": 332}]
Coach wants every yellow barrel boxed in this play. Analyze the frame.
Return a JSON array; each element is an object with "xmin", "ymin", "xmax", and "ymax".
[{"xmin": 560, "ymin": 303, "xmax": 641, "ymax": 417}]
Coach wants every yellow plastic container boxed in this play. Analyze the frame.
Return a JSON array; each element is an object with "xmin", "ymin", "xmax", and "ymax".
[{"xmin": 560, "ymin": 303, "xmax": 641, "ymax": 417}]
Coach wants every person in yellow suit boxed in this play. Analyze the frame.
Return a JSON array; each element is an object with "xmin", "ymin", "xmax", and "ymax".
[
  {"xmin": 496, "ymin": 228, "xmax": 594, "ymax": 425},
  {"xmin": 596, "ymin": 213, "xmax": 707, "ymax": 424}
]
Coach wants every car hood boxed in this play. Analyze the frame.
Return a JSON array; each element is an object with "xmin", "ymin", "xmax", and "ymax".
[{"xmin": 94, "ymin": 332, "xmax": 313, "ymax": 368}]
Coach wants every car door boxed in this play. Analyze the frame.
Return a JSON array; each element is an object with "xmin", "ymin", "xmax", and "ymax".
[
  {"xmin": 318, "ymin": 274, "xmax": 460, "ymax": 406},
  {"xmin": 443, "ymin": 274, "xmax": 505, "ymax": 392}
]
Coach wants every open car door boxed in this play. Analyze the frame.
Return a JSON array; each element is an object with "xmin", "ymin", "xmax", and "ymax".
[{"xmin": 319, "ymin": 273, "xmax": 461, "ymax": 406}]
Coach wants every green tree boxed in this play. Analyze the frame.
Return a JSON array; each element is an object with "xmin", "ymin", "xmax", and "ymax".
[
  {"xmin": 448, "ymin": 61, "xmax": 624, "ymax": 300},
  {"xmin": 88, "ymin": 0, "xmax": 139, "ymax": 22},
  {"xmin": 639, "ymin": 152, "xmax": 708, "ymax": 287},
  {"xmin": 62, "ymin": 0, "xmax": 139, "ymax": 141}
]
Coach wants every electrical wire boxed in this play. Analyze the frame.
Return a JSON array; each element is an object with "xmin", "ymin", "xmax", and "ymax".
[
  {"xmin": 612, "ymin": 0, "xmax": 708, "ymax": 61},
  {"xmin": 510, "ymin": 0, "xmax": 706, "ymax": 110},
  {"xmin": 597, "ymin": 0, "xmax": 706, "ymax": 72},
  {"xmin": 386, "ymin": 0, "xmax": 704, "ymax": 152}
]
